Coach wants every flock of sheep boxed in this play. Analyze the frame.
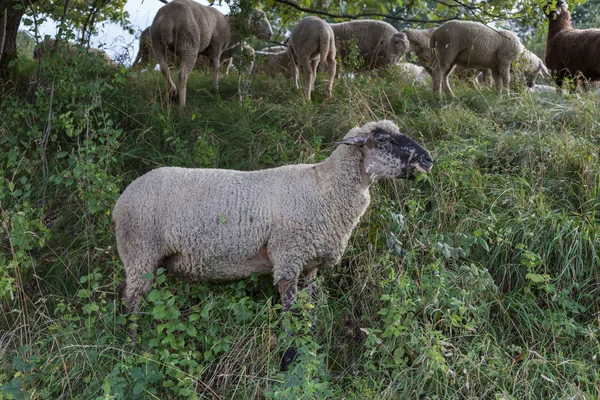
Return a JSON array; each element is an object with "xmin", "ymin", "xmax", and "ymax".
[
  {"xmin": 122, "ymin": 0, "xmax": 600, "ymax": 105},
  {"xmin": 108, "ymin": 0, "xmax": 600, "ymax": 371}
]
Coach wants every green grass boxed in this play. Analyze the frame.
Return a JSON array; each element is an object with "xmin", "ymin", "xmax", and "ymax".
[{"xmin": 1, "ymin": 59, "xmax": 599, "ymax": 399}]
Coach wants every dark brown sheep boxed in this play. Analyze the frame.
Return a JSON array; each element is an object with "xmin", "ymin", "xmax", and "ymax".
[{"xmin": 545, "ymin": 0, "xmax": 600, "ymax": 87}]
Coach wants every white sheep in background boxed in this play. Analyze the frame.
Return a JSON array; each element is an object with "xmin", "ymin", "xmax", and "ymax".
[
  {"xmin": 404, "ymin": 27, "xmax": 492, "ymax": 88},
  {"xmin": 430, "ymin": 21, "xmax": 524, "ymax": 96},
  {"xmin": 113, "ymin": 120, "xmax": 433, "ymax": 371},
  {"xmin": 259, "ymin": 45, "xmax": 287, "ymax": 53},
  {"xmin": 133, "ymin": 27, "xmax": 255, "ymax": 75},
  {"xmin": 132, "ymin": 27, "xmax": 152, "ymax": 69},
  {"xmin": 34, "ymin": 38, "xmax": 115, "ymax": 65},
  {"xmin": 151, "ymin": 0, "xmax": 272, "ymax": 107},
  {"xmin": 196, "ymin": 42, "xmax": 256, "ymax": 75},
  {"xmin": 513, "ymin": 49, "xmax": 550, "ymax": 89},
  {"xmin": 329, "ymin": 20, "xmax": 409, "ymax": 70},
  {"xmin": 403, "ymin": 27, "xmax": 437, "ymax": 73},
  {"xmin": 251, "ymin": 50, "xmax": 293, "ymax": 76},
  {"xmin": 288, "ymin": 16, "xmax": 336, "ymax": 100},
  {"xmin": 392, "ymin": 62, "xmax": 427, "ymax": 83}
]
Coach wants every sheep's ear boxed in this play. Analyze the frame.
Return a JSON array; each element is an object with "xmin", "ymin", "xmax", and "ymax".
[{"xmin": 337, "ymin": 135, "xmax": 369, "ymax": 147}]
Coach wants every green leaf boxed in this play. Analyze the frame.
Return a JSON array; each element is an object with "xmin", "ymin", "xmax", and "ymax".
[{"xmin": 142, "ymin": 272, "xmax": 154, "ymax": 281}]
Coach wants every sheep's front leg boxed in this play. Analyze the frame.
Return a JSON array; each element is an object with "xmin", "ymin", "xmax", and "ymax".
[
  {"xmin": 302, "ymin": 268, "xmax": 318, "ymax": 305},
  {"xmin": 277, "ymin": 277, "xmax": 298, "ymax": 371},
  {"xmin": 211, "ymin": 54, "xmax": 221, "ymax": 92}
]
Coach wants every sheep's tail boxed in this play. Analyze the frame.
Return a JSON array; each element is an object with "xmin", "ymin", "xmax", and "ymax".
[{"xmin": 158, "ymin": 18, "xmax": 175, "ymax": 49}]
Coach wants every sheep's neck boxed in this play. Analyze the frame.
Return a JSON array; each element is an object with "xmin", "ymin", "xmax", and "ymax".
[
  {"xmin": 226, "ymin": 16, "xmax": 245, "ymax": 48},
  {"xmin": 317, "ymin": 145, "xmax": 372, "ymax": 202},
  {"xmin": 548, "ymin": 9, "xmax": 572, "ymax": 36}
]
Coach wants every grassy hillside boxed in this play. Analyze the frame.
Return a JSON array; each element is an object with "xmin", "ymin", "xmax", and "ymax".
[{"xmin": 1, "ymin": 57, "xmax": 599, "ymax": 399}]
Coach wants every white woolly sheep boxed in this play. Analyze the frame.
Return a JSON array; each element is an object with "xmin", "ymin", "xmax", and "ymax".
[
  {"xmin": 288, "ymin": 16, "xmax": 336, "ymax": 100},
  {"xmin": 251, "ymin": 50, "xmax": 293, "ymax": 76},
  {"xmin": 329, "ymin": 20, "xmax": 409, "ymax": 70},
  {"xmin": 151, "ymin": 0, "xmax": 272, "ymax": 107},
  {"xmin": 430, "ymin": 21, "xmax": 524, "ymax": 96},
  {"xmin": 196, "ymin": 42, "xmax": 256, "ymax": 75},
  {"xmin": 513, "ymin": 49, "xmax": 550, "ymax": 89},
  {"xmin": 34, "ymin": 38, "xmax": 115, "ymax": 65},
  {"xmin": 133, "ymin": 27, "xmax": 254, "ymax": 75},
  {"xmin": 132, "ymin": 27, "xmax": 152, "ymax": 69},
  {"xmin": 545, "ymin": 0, "xmax": 600, "ymax": 88},
  {"xmin": 113, "ymin": 120, "xmax": 433, "ymax": 371},
  {"xmin": 259, "ymin": 45, "xmax": 287, "ymax": 53},
  {"xmin": 404, "ymin": 27, "xmax": 491, "ymax": 87},
  {"xmin": 392, "ymin": 62, "xmax": 426, "ymax": 82},
  {"xmin": 403, "ymin": 27, "xmax": 437, "ymax": 73}
]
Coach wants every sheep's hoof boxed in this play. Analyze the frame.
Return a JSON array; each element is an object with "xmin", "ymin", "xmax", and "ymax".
[
  {"xmin": 280, "ymin": 346, "xmax": 297, "ymax": 371},
  {"xmin": 325, "ymin": 91, "xmax": 332, "ymax": 99}
]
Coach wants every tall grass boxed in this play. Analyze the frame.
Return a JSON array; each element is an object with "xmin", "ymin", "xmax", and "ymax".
[{"xmin": 1, "ymin": 59, "xmax": 599, "ymax": 399}]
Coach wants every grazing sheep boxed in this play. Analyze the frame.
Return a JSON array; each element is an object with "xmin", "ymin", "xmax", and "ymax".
[
  {"xmin": 251, "ymin": 50, "xmax": 293, "ymax": 76},
  {"xmin": 513, "ymin": 49, "xmax": 550, "ymax": 89},
  {"xmin": 392, "ymin": 62, "xmax": 426, "ymax": 82},
  {"xmin": 196, "ymin": 42, "xmax": 256, "ymax": 75},
  {"xmin": 544, "ymin": 0, "xmax": 600, "ymax": 88},
  {"xmin": 329, "ymin": 20, "xmax": 409, "ymax": 70},
  {"xmin": 151, "ymin": 0, "xmax": 272, "ymax": 107},
  {"xmin": 430, "ymin": 21, "xmax": 524, "ymax": 96},
  {"xmin": 532, "ymin": 84, "xmax": 557, "ymax": 93},
  {"xmin": 33, "ymin": 38, "xmax": 115, "ymax": 65},
  {"xmin": 113, "ymin": 120, "xmax": 433, "ymax": 371},
  {"xmin": 453, "ymin": 65, "xmax": 492, "ymax": 87},
  {"xmin": 403, "ymin": 27, "xmax": 437, "ymax": 73},
  {"xmin": 132, "ymin": 27, "xmax": 153, "ymax": 69},
  {"xmin": 404, "ymin": 27, "xmax": 491, "ymax": 87},
  {"xmin": 259, "ymin": 45, "xmax": 287, "ymax": 53},
  {"xmin": 133, "ymin": 27, "xmax": 254, "ymax": 74},
  {"xmin": 288, "ymin": 16, "xmax": 336, "ymax": 100}
]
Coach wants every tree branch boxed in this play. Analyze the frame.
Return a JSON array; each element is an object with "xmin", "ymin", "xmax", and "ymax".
[
  {"xmin": 272, "ymin": 0, "xmax": 460, "ymax": 23},
  {"xmin": 0, "ymin": 7, "xmax": 6, "ymax": 64}
]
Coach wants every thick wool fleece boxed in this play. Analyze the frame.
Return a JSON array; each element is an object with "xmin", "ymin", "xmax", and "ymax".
[
  {"xmin": 329, "ymin": 20, "xmax": 407, "ymax": 69},
  {"xmin": 151, "ymin": 0, "xmax": 271, "ymax": 106},
  {"xmin": 288, "ymin": 16, "xmax": 336, "ymax": 99}
]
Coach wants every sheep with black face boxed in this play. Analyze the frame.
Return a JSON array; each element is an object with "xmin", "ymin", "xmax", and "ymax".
[{"xmin": 113, "ymin": 120, "xmax": 433, "ymax": 371}]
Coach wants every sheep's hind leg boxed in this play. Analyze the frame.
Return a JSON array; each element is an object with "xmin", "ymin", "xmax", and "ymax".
[
  {"xmin": 301, "ymin": 58, "xmax": 314, "ymax": 100},
  {"xmin": 178, "ymin": 54, "xmax": 198, "ymax": 108},
  {"xmin": 159, "ymin": 62, "xmax": 177, "ymax": 102},
  {"xmin": 278, "ymin": 278, "xmax": 299, "ymax": 371},
  {"xmin": 325, "ymin": 57, "xmax": 336, "ymax": 98}
]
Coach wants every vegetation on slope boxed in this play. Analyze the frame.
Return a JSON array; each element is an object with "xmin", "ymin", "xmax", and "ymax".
[{"xmin": 1, "ymin": 55, "xmax": 599, "ymax": 399}]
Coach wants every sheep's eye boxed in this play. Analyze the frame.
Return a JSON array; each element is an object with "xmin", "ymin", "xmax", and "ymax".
[{"xmin": 374, "ymin": 133, "xmax": 389, "ymax": 143}]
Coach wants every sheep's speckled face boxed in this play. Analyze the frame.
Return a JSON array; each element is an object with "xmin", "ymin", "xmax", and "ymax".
[
  {"xmin": 251, "ymin": 10, "xmax": 273, "ymax": 41},
  {"xmin": 341, "ymin": 127, "xmax": 433, "ymax": 180}
]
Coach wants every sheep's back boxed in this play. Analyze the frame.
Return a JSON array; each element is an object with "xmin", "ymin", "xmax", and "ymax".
[
  {"xmin": 546, "ymin": 29, "xmax": 600, "ymax": 78},
  {"xmin": 330, "ymin": 20, "xmax": 397, "ymax": 67},
  {"xmin": 433, "ymin": 22, "xmax": 521, "ymax": 69},
  {"xmin": 113, "ymin": 166, "xmax": 324, "ymax": 267},
  {"xmin": 151, "ymin": 0, "xmax": 226, "ymax": 57}
]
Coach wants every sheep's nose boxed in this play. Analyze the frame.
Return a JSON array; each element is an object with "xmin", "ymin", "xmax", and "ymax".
[{"xmin": 421, "ymin": 153, "xmax": 434, "ymax": 169}]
